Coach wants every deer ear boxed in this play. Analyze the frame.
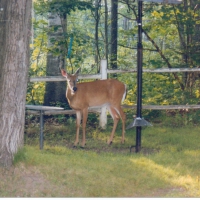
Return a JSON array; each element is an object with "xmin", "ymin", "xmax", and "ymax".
[
  {"xmin": 60, "ymin": 69, "xmax": 68, "ymax": 78},
  {"xmin": 74, "ymin": 68, "xmax": 81, "ymax": 75}
]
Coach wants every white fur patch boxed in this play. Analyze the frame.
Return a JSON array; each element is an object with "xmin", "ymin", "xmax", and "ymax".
[{"xmin": 122, "ymin": 84, "xmax": 127, "ymax": 102}]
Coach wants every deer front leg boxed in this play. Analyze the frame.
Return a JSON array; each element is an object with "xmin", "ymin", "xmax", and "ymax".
[
  {"xmin": 74, "ymin": 111, "xmax": 82, "ymax": 147},
  {"xmin": 81, "ymin": 108, "xmax": 88, "ymax": 148}
]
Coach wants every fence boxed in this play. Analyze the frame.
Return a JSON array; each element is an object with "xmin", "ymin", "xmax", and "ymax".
[{"xmin": 28, "ymin": 59, "xmax": 200, "ymax": 128}]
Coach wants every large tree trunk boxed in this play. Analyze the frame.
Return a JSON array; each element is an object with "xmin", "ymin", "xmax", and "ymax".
[
  {"xmin": 44, "ymin": 13, "xmax": 68, "ymax": 107},
  {"xmin": 0, "ymin": 0, "xmax": 31, "ymax": 167}
]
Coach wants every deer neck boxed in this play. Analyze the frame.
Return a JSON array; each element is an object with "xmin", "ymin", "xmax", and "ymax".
[{"xmin": 66, "ymin": 86, "xmax": 76, "ymax": 101}]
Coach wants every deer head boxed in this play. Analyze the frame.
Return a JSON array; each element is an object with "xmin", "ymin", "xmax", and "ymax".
[{"xmin": 61, "ymin": 68, "xmax": 81, "ymax": 94}]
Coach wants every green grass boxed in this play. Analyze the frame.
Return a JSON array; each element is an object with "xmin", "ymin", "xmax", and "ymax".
[{"xmin": 2, "ymin": 120, "xmax": 200, "ymax": 197}]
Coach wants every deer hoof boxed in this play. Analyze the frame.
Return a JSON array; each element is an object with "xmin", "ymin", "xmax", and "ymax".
[
  {"xmin": 81, "ymin": 143, "xmax": 86, "ymax": 148},
  {"xmin": 107, "ymin": 141, "xmax": 113, "ymax": 145},
  {"xmin": 121, "ymin": 140, "xmax": 125, "ymax": 144}
]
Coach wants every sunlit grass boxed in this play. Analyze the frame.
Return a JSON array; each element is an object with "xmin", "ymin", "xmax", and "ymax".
[
  {"xmin": 5, "ymin": 121, "xmax": 200, "ymax": 197},
  {"xmin": 11, "ymin": 142, "xmax": 200, "ymax": 197}
]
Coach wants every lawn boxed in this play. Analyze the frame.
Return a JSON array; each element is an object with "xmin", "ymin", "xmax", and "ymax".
[{"xmin": 1, "ymin": 120, "xmax": 200, "ymax": 197}]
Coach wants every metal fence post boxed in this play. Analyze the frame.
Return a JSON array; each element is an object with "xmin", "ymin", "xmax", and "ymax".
[{"xmin": 39, "ymin": 110, "xmax": 44, "ymax": 150}]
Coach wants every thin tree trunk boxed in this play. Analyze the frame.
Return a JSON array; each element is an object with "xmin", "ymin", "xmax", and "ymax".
[
  {"xmin": 110, "ymin": 0, "xmax": 118, "ymax": 71},
  {"xmin": 95, "ymin": 0, "xmax": 101, "ymax": 72},
  {"xmin": 0, "ymin": 0, "xmax": 31, "ymax": 167},
  {"xmin": 104, "ymin": 0, "xmax": 109, "ymax": 62}
]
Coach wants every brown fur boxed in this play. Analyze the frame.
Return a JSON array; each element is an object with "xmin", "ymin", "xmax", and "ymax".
[{"xmin": 61, "ymin": 68, "xmax": 126, "ymax": 147}]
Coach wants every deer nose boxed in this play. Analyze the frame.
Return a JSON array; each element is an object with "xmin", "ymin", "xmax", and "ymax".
[{"xmin": 73, "ymin": 87, "xmax": 77, "ymax": 92}]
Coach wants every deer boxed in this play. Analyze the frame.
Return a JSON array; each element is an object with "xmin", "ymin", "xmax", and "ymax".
[{"xmin": 61, "ymin": 68, "xmax": 126, "ymax": 148}]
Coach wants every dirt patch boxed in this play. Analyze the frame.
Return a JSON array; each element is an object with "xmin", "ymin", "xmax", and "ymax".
[
  {"xmin": 66, "ymin": 141, "xmax": 160, "ymax": 155},
  {"xmin": 147, "ymin": 187, "xmax": 188, "ymax": 197},
  {"xmin": 0, "ymin": 164, "xmax": 58, "ymax": 197}
]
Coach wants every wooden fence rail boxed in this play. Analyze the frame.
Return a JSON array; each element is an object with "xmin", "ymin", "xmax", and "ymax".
[
  {"xmin": 27, "ymin": 60, "xmax": 200, "ymax": 127},
  {"xmin": 27, "ymin": 104, "xmax": 200, "ymax": 116},
  {"xmin": 29, "ymin": 67, "xmax": 200, "ymax": 83}
]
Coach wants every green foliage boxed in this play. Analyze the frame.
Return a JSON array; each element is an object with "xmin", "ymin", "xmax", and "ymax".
[
  {"xmin": 27, "ymin": 15, "xmax": 47, "ymax": 104},
  {"xmin": 27, "ymin": 0, "xmax": 200, "ymax": 111},
  {"xmin": 48, "ymin": 0, "xmax": 94, "ymax": 16},
  {"xmin": 143, "ymin": 2, "xmax": 200, "ymax": 68}
]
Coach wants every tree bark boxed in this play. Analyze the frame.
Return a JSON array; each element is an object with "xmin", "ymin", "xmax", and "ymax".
[
  {"xmin": 44, "ymin": 12, "xmax": 68, "ymax": 107},
  {"xmin": 94, "ymin": 0, "xmax": 101, "ymax": 72},
  {"xmin": 0, "ymin": 0, "xmax": 31, "ymax": 167},
  {"xmin": 104, "ymin": 0, "xmax": 109, "ymax": 63},
  {"xmin": 110, "ymin": 0, "xmax": 118, "ymax": 71}
]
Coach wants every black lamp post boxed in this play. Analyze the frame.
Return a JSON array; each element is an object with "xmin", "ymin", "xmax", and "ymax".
[
  {"xmin": 135, "ymin": 0, "xmax": 144, "ymax": 153},
  {"xmin": 127, "ymin": 0, "xmax": 182, "ymax": 153}
]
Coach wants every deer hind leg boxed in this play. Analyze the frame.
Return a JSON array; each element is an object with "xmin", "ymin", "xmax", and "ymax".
[
  {"xmin": 107, "ymin": 106, "xmax": 120, "ymax": 145},
  {"xmin": 108, "ymin": 105, "xmax": 126, "ymax": 145},
  {"xmin": 74, "ymin": 110, "xmax": 82, "ymax": 147},
  {"xmin": 117, "ymin": 106, "xmax": 126, "ymax": 144},
  {"xmin": 81, "ymin": 108, "xmax": 88, "ymax": 148}
]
